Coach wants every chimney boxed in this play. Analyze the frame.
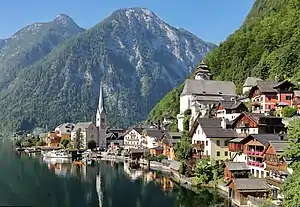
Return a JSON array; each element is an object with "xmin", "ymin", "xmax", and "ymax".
[
  {"xmin": 275, "ymin": 75, "xmax": 278, "ymax": 82},
  {"xmin": 221, "ymin": 117, "xmax": 226, "ymax": 129}
]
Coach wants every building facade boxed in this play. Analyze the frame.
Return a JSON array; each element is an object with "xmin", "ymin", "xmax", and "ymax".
[
  {"xmin": 71, "ymin": 122, "xmax": 98, "ymax": 149},
  {"xmin": 96, "ymin": 84, "xmax": 108, "ymax": 148}
]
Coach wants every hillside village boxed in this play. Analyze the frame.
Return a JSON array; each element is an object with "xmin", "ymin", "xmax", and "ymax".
[{"xmin": 18, "ymin": 61, "xmax": 300, "ymax": 206}]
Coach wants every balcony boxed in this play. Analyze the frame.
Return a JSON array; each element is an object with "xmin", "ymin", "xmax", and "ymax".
[
  {"xmin": 193, "ymin": 143, "xmax": 205, "ymax": 150},
  {"xmin": 266, "ymin": 176, "xmax": 284, "ymax": 188},
  {"xmin": 229, "ymin": 143, "xmax": 243, "ymax": 152},
  {"xmin": 247, "ymin": 161, "xmax": 264, "ymax": 168},
  {"xmin": 247, "ymin": 151, "xmax": 264, "ymax": 157}
]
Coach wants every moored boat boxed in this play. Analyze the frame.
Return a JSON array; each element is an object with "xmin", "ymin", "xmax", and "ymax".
[{"xmin": 43, "ymin": 150, "xmax": 71, "ymax": 158}]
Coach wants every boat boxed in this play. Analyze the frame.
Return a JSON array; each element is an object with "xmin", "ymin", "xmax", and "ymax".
[{"xmin": 43, "ymin": 150, "xmax": 71, "ymax": 158}]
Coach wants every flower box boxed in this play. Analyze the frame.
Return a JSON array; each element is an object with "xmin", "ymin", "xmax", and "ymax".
[
  {"xmin": 256, "ymin": 162, "xmax": 260, "ymax": 166},
  {"xmin": 256, "ymin": 151, "xmax": 260, "ymax": 155},
  {"xmin": 259, "ymin": 152, "xmax": 264, "ymax": 156},
  {"xmin": 248, "ymin": 161, "xmax": 252, "ymax": 165},
  {"xmin": 259, "ymin": 163, "xmax": 264, "ymax": 167}
]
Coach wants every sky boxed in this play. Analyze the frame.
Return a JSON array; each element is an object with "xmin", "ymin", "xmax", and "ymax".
[{"xmin": 0, "ymin": 0, "xmax": 255, "ymax": 44}]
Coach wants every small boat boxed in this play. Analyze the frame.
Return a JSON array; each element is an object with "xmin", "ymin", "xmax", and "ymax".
[{"xmin": 43, "ymin": 150, "xmax": 71, "ymax": 158}]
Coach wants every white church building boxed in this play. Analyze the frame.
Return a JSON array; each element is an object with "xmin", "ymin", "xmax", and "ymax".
[{"xmin": 177, "ymin": 61, "xmax": 237, "ymax": 132}]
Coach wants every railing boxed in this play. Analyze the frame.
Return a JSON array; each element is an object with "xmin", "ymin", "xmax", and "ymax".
[
  {"xmin": 192, "ymin": 143, "xmax": 204, "ymax": 150},
  {"xmin": 247, "ymin": 161, "xmax": 264, "ymax": 168},
  {"xmin": 266, "ymin": 176, "xmax": 284, "ymax": 188},
  {"xmin": 247, "ymin": 151, "xmax": 264, "ymax": 156}
]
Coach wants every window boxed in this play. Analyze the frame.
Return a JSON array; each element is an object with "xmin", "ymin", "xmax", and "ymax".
[
  {"xmin": 268, "ymin": 105, "xmax": 271, "ymax": 110},
  {"xmin": 206, "ymin": 141, "xmax": 208, "ymax": 146},
  {"xmin": 224, "ymin": 140, "xmax": 228, "ymax": 146},
  {"xmin": 286, "ymin": 95, "xmax": 292, "ymax": 100},
  {"xmin": 216, "ymin": 151, "xmax": 220, "ymax": 156},
  {"xmin": 216, "ymin": 140, "xmax": 220, "ymax": 146},
  {"xmin": 268, "ymin": 96, "xmax": 271, "ymax": 101},
  {"xmin": 225, "ymin": 151, "xmax": 228, "ymax": 156}
]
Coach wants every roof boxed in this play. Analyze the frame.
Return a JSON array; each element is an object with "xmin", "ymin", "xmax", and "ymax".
[
  {"xmin": 198, "ymin": 118, "xmax": 222, "ymax": 127},
  {"xmin": 72, "ymin": 122, "xmax": 93, "ymax": 132},
  {"xmin": 294, "ymin": 90, "xmax": 300, "ymax": 97},
  {"xmin": 247, "ymin": 134, "xmax": 287, "ymax": 146},
  {"xmin": 169, "ymin": 160, "xmax": 181, "ymax": 171},
  {"xmin": 232, "ymin": 112, "xmax": 283, "ymax": 127},
  {"xmin": 225, "ymin": 162, "xmax": 250, "ymax": 171},
  {"xmin": 229, "ymin": 137, "xmax": 245, "ymax": 143},
  {"xmin": 181, "ymin": 79, "xmax": 236, "ymax": 96},
  {"xmin": 203, "ymin": 127, "xmax": 238, "ymax": 138},
  {"xmin": 169, "ymin": 132, "xmax": 182, "ymax": 138},
  {"xmin": 243, "ymin": 77, "xmax": 262, "ymax": 87},
  {"xmin": 123, "ymin": 127, "xmax": 144, "ymax": 136},
  {"xmin": 269, "ymin": 140, "xmax": 288, "ymax": 154},
  {"xmin": 254, "ymin": 80, "xmax": 295, "ymax": 93},
  {"xmin": 143, "ymin": 129, "xmax": 164, "ymax": 139},
  {"xmin": 233, "ymin": 178, "xmax": 270, "ymax": 191},
  {"xmin": 55, "ymin": 123, "xmax": 74, "ymax": 133}
]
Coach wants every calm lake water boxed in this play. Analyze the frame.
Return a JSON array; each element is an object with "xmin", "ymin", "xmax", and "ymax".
[{"xmin": 0, "ymin": 140, "xmax": 229, "ymax": 207}]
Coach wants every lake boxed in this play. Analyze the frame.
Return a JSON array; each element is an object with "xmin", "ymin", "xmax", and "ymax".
[{"xmin": 0, "ymin": 140, "xmax": 229, "ymax": 207}]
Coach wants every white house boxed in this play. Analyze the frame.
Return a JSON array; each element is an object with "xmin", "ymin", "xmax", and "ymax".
[
  {"xmin": 124, "ymin": 127, "xmax": 144, "ymax": 149},
  {"xmin": 215, "ymin": 101, "xmax": 248, "ymax": 121},
  {"xmin": 71, "ymin": 122, "xmax": 98, "ymax": 149},
  {"xmin": 141, "ymin": 129, "xmax": 165, "ymax": 149},
  {"xmin": 189, "ymin": 117, "xmax": 238, "ymax": 160},
  {"xmin": 177, "ymin": 62, "xmax": 237, "ymax": 132}
]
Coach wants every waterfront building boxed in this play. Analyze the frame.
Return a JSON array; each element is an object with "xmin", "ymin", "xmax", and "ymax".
[
  {"xmin": 54, "ymin": 123, "xmax": 74, "ymax": 140},
  {"xmin": 123, "ymin": 127, "xmax": 144, "ymax": 149},
  {"xmin": 189, "ymin": 117, "xmax": 238, "ymax": 160},
  {"xmin": 71, "ymin": 122, "xmax": 98, "ymax": 149},
  {"xmin": 224, "ymin": 161, "xmax": 250, "ymax": 181}
]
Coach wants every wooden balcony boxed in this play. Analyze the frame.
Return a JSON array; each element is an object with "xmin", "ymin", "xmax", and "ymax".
[
  {"xmin": 229, "ymin": 143, "xmax": 243, "ymax": 152},
  {"xmin": 193, "ymin": 144, "xmax": 205, "ymax": 150},
  {"xmin": 246, "ymin": 151, "xmax": 264, "ymax": 157},
  {"xmin": 266, "ymin": 176, "xmax": 284, "ymax": 188}
]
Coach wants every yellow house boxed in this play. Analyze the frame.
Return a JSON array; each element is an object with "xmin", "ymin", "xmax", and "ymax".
[
  {"xmin": 161, "ymin": 134, "xmax": 180, "ymax": 160},
  {"xmin": 47, "ymin": 131, "xmax": 61, "ymax": 147}
]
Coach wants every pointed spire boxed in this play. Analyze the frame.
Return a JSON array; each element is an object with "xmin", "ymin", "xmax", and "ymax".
[{"xmin": 98, "ymin": 84, "xmax": 105, "ymax": 114}]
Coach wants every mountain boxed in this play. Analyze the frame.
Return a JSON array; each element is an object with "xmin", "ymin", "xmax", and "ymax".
[
  {"xmin": 0, "ymin": 14, "xmax": 84, "ymax": 89},
  {"xmin": 0, "ymin": 8, "xmax": 215, "ymax": 132},
  {"xmin": 148, "ymin": 0, "xmax": 300, "ymax": 127}
]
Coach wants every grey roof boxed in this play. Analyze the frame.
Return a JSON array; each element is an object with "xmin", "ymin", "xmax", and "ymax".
[
  {"xmin": 169, "ymin": 160, "xmax": 181, "ymax": 171},
  {"xmin": 169, "ymin": 132, "xmax": 182, "ymax": 138},
  {"xmin": 55, "ymin": 123, "xmax": 74, "ymax": 133},
  {"xmin": 132, "ymin": 127, "xmax": 143, "ymax": 135},
  {"xmin": 181, "ymin": 79, "xmax": 236, "ymax": 96},
  {"xmin": 72, "ymin": 122, "xmax": 93, "ymax": 132},
  {"xmin": 234, "ymin": 178, "xmax": 270, "ymax": 191},
  {"xmin": 229, "ymin": 138, "xmax": 245, "ymax": 143},
  {"xmin": 198, "ymin": 118, "xmax": 222, "ymax": 127},
  {"xmin": 243, "ymin": 77, "xmax": 262, "ymax": 87},
  {"xmin": 225, "ymin": 162, "xmax": 250, "ymax": 171},
  {"xmin": 143, "ymin": 129, "xmax": 164, "ymax": 139},
  {"xmin": 254, "ymin": 80, "xmax": 294, "ymax": 94},
  {"xmin": 294, "ymin": 90, "xmax": 300, "ymax": 97},
  {"xmin": 203, "ymin": 127, "xmax": 238, "ymax": 138},
  {"xmin": 248, "ymin": 134, "xmax": 287, "ymax": 146},
  {"xmin": 269, "ymin": 140, "xmax": 288, "ymax": 153}
]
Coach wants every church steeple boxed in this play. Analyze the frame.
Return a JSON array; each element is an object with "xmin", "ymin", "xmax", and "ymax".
[
  {"xmin": 194, "ymin": 60, "xmax": 211, "ymax": 80},
  {"xmin": 96, "ymin": 84, "xmax": 107, "ymax": 130}
]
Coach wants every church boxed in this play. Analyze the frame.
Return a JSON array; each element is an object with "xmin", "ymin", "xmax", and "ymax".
[
  {"xmin": 177, "ymin": 61, "xmax": 237, "ymax": 132},
  {"xmin": 96, "ymin": 84, "xmax": 108, "ymax": 148}
]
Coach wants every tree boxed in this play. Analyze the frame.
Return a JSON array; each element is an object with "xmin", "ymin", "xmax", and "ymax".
[
  {"xmin": 194, "ymin": 159, "xmax": 213, "ymax": 185},
  {"xmin": 282, "ymin": 106, "xmax": 296, "ymax": 118},
  {"xmin": 87, "ymin": 140, "xmax": 97, "ymax": 151},
  {"xmin": 174, "ymin": 132, "xmax": 193, "ymax": 161},
  {"xmin": 75, "ymin": 128, "xmax": 83, "ymax": 150},
  {"xmin": 281, "ymin": 118, "xmax": 300, "ymax": 207},
  {"xmin": 60, "ymin": 139, "xmax": 70, "ymax": 149}
]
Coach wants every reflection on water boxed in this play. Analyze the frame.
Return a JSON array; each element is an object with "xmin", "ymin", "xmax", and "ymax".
[{"xmin": 0, "ymin": 141, "xmax": 228, "ymax": 207}]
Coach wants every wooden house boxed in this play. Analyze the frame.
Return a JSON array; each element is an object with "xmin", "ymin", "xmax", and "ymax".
[
  {"xmin": 224, "ymin": 162, "xmax": 250, "ymax": 181},
  {"xmin": 228, "ymin": 178, "xmax": 270, "ymax": 206}
]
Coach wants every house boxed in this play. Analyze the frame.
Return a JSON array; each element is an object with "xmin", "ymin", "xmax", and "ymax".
[
  {"xmin": 189, "ymin": 117, "xmax": 238, "ymax": 160},
  {"xmin": 150, "ymin": 146, "xmax": 164, "ymax": 156},
  {"xmin": 231, "ymin": 112, "xmax": 285, "ymax": 136},
  {"xmin": 71, "ymin": 122, "xmax": 98, "ymax": 149},
  {"xmin": 141, "ymin": 128, "xmax": 166, "ymax": 149},
  {"xmin": 215, "ymin": 101, "xmax": 248, "ymax": 121},
  {"xmin": 263, "ymin": 140, "xmax": 290, "ymax": 200},
  {"xmin": 162, "ymin": 132, "xmax": 181, "ymax": 160},
  {"xmin": 106, "ymin": 132, "xmax": 124, "ymax": 147},
  {"xmin": 242, "ymin": 77, "xmax": 262, "ymax": 95},
  {"xmin": 228, "ymin": 178, "xmax": 270, "ymax": 206},
  {"xmin": 240, "ymin": 133, "xmax": 287, "ymax": 178},
  {"xmin": 46, "ymin": 131, "xmax": 61, "ymax": 147},
  {"xmin": 224, "ymin": 162, "xmax": 250, "ymax": 181},
  {"xmin": 54, "ymin": 123, "xmax": 74, "ymax": 140},
  {"xmin": 124, "ymin": 127, "xmax": 144, "ymax": 149},
  {"xmin": 293, "ymin": 90, "xmax": 300, "ymax": 113},
  {"xmin": 177, "ymin": 62, "xmax": 237, "ymax": 132},
  {"xmin": 248, "ymin": 80, "xmax": 295, "ymax": 113},
  {"xmin": 228, "ymin": 137, "xmax": 247, "ymax": 162}
]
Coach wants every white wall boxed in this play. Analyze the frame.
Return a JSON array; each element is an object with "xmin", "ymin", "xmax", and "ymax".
[
  {"xmin": 192, "ymin": 125, "xmax": 211, "ymax": 155},
  {"xmin": 180, "ymin": 95, "xmax": 192, "ymax": 114},
  {"xmin": 124, "ymin": 129, "xmax": 142, "ymax": 149},
  {"xmin": 235, "ymin": 128, "xmax": 259, "ymax": 135},
  {"xmin": 229, "ymin": 152, "xmax": 247, "ymax": 162},
  {"xmin": 216, "ymin": 110, "xmax": 241, "ymax": 121},
  {"xmin": 146, "ymin": 136, "xmax": 157, "ymax": 149}
]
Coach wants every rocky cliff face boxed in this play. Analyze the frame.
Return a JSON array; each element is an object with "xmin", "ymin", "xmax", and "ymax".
[{"xmin": 0, "ymin": 8, "xmax": 215, "ymax": 132}]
